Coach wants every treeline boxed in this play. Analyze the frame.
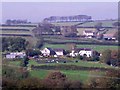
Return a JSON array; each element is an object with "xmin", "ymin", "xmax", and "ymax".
[
  {"xmin": 2, "ymin": 37, "xmax": 44, "ymax": 52},
  {"xmin": 5, "ymin": 19, "xmax": 31, "ymax": 25},
  {"xmin": 2, "ymin": 37, "xmax": 28, "ymax": 52},
  {"xmin": 1, "ymin": 24, "xmax": 37, "ymax": 27},
  {"xmin": 1, "ymin": 29, "xmax": 30, "ymax": 31},
  {"xmin": 1, "ymin": 34, "xmax": 32, "ymax": 37},
  {"xmin": 44, "ymin": 15, "xmax": 92, "ymax": 22},
  {"xmin": 100, "ymin": 49, "xmax": 120, "ymax": 67}
]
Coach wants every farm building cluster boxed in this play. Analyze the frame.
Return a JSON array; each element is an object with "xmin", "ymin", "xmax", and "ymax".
[
  {"xmin": 5, "ymin": 52, "xmax": 26, "ymax": 59},
  {"xmin": 5, "ymin": 47, "xmax": 100, "ymax": 59}
]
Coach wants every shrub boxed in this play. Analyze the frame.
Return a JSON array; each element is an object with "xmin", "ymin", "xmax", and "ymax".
[
  {"xmin": 85, "ymin": 70, "xmax": 120, "ymax": 88},
  {"xmin": 43, "ymin": 71, "xmax": 67, "ymax": 88}
]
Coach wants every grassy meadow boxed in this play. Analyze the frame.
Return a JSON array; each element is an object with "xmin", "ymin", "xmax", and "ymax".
[
  {"xmin": 8, "ymin": 60, "xmax": 113, "ymax": 68},
  {"xmin": 30, "ymin": 69, "xmax": 99, "ymax": 83},
  {"xmin": 44, "ymin": 43, "xmax": 118, "ymax": 52},
  {"xmin": 6, "ymin": 60, "xmax": 116, "ymax": 83}
]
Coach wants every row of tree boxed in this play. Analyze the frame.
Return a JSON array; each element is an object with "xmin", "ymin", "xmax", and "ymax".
[
  {"xmin": 5, "ymin": 19, "xmax": 31, "ymax": 25},
  {"xmin": 2, "ymin": 36, "xmax": 44, "ymax": 52},
  {"xmin": 44, "ymin": 15, "xmax": 92, "ymax": 22},
  {"xmin": 2, "ymin": 37, "xmax": 28, "ymax": 52}
]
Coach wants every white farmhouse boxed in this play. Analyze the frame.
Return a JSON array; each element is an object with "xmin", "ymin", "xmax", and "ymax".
[
  {"xmin": 70, "ymin": 48, "xmax": 81, "ymax": 57},
  {"xmin": 79, "ymin": 48, "xmax": 93, "ymax": 57},
  {"xmin": 6, "ymin": 54, "xmax": 16, "ymax": 59},
  {"xmin": 70, "ymin": 48, "xmax": 93, "ymax": 57},
  {"xmin": 83, "ymin": 30, "xmax": 95, "ymax": 38},
  {"xmin": 6, "ymin": 52, "xmax": 26, "ymax": 59},
  {"xmin": 41, "ymin": 47, "xmax": 56, "ymax": 56},
  {"xmin": 53, "ymin": 48, "xmax": 66, "ymax": 56}
]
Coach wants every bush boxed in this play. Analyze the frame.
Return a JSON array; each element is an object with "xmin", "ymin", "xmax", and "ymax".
[
  {"xmin": 26, "ymin": 49, "xmax": 41, "ymax": 57},
  {"xmin": 43, "ymin": 71, "xmax": 82, "ymax": 89},
  {"xmin": 2, "ymin": 65, "xmax": 30, "ymax": 80},
  {"xmin": 18, "ymin": 77, "xmax": 43, "ymax": 89},
  {"xmin": 2, "ymin": 77, "xmax": 18, "ymax": 89},
  {"xmin": 43, "ymin": 71, "xmax": 67, "ymax": 88},
  {"xmin": 85, "ymin": 70, "xmax": 120, "ymax": 88},
  {"xmin": 75, "ymin": 60, "xmax": 78, "ymax": 63}
]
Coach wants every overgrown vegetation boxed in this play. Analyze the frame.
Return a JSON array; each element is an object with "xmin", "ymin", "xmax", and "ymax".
[
  {"xmin": 2, "ymin": 62, "xmax": 120, "ymax": 89},
  {"xmin": 2, "ymin": 37, "xmax": 28, "ymax": 52},
  {"xmin": 100, "ymin": 49, "xmax": 120, "ymax": 67}
]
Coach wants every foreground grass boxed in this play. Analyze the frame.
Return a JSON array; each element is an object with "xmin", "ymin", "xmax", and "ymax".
[
  {"xmin": 30, "ymin": 69, "xmax": 49, "ymax": 79},
  {"xmin": 6, "ymin": 60, "xmax": 118, "ymax": 83},
  {"xmin": 30, "ymin": 69, "xmax": 104, "ymax": 83},
  {"xmin": 61, "ymin": 70, "xmax": 90, "ymax": 82}
]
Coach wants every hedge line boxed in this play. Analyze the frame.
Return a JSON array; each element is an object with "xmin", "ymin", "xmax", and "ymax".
[{"xmin": 31, "ymin": 64, "xmax": 118, "ymax": 72}]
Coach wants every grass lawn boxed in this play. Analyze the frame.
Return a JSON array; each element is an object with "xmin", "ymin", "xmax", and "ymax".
[
  {"xmin": 30, "ymin": 69, "xmax": 50, "ymax": 79},
  {"xmin": 7, "ymin": 60, "xmax": 39, "ymax": 66},
  {"xmin": 43, "ymin": 44, "xmax": 66, "ymax": 49},
  {"xmin": 77, "ymin": 45, "xmax": 118, "ymax": 52},
  {"xmin": 59, "ymin": 61, "xmax": 113, "ymax": 68},
  {"xmin": 8, "ymin": 60, "xmax": 21, "ymax": 66},
  {"xmin": 44, "ymin": 43, "xmax": 118, "ymax": 52},
  {"xmin": 61, "ymin": 70, "xmax": 90, "ymax": 82},
  {"xmin": 8, "ymin": 60, "xmax": 114, "ymax": 69},
  {"xmin": 30, "ymin": 69, "xmax": 90, "ymax": 82},
  {"xmin": 30, "ymin": 69, "xmax": 104, "ymax": 83}
]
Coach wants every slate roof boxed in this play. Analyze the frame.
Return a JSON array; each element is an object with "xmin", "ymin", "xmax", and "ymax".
[
  {"xmin": 53, "ymin": 48, "xmax": 65, "ymax": 52},
  {"xmin": 74, "ymin": 48, "xmax": 92, "ymax": 53},
  {"xmin": 84, "ymin": 30, "xmax": 94, "ymax": 33}
]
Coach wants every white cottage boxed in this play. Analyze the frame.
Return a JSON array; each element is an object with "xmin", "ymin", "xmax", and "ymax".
[
  {"xmin": 53, "ymin": 48, "xmax": 66, "ymax": 56},
  {"xmin": 79, "ymin": 48, "xmax": 93, "ymax": 57},
  {"xmin": 41, "ymin": 47, "xmax": 56, "ymax": 56},
  {"xmin": 70, "ymin": 48, "xmax": 93, "ymax": 57},
  {"xmin": 83, "ymin": 30, "xmax": 95, "ymax": 38},
  {"xmin": 6, "ymin": 52, "xmax": 26, "ymax": 59}
]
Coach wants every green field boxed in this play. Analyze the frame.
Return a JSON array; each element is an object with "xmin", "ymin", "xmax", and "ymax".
[
  {"xmin": 0, "ymin": 26, "xmax": 36, "ymax": 31},
  {"xmin": 44, "ymin": 38, "xmax": 97, "ymax": 43},
  {"xmin": 44, "ymin": 43, "xmax": 118, "ymax": 52},
  {"xmin": 30, "ymin": 69, "xmax": 49, "ymax": 79},
  {"xmin": 8, "ymin": 60, "xmax": 114, "ymax": 69},
  {"xmin": 2, "ymin": 30, "xmax": 31, "ymax": 35},
  {"xmin": 29, "ymin": 69, "xmax": 104, "ymax": 83},
  {"xmin": 0, "ymin": 25, "xmax": 36, "ymax": 38},
  {"xmin": 30, "ymin": 69, "xmax": 89, "ymax": 82},
  {"xmin": 4, "ymin": 59, "xmax": 119, "ymax": 83}
]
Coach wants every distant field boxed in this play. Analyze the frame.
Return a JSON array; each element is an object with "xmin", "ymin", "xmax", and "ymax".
[
  {"xmin": 2, "ymin": 30, "xmax": 31, "ymax": 35},
  {"xmin": 0, "ymin": 26, "xmax": 35, "ymax": 31},
  {"xmin": 0, "ymin": 25, "xmax": 36, "ymax": 37},
  {"xmin": 44, "ymin": 43, "xmax": 118, "ymax": 52}
]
